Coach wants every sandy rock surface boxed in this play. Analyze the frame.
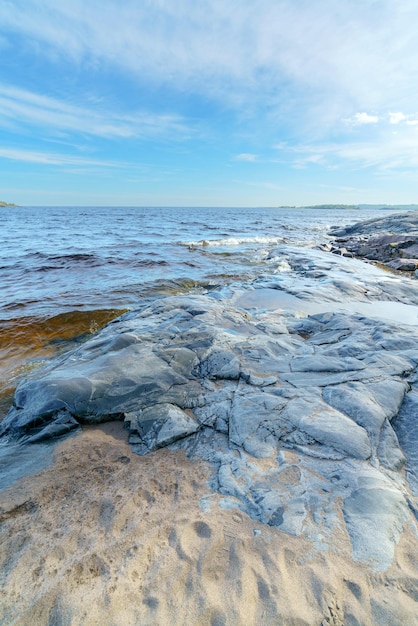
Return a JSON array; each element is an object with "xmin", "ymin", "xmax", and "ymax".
[
  {"xmin": 1, "ymin": 423, "xmax": 418, "ymax": 626},
  {"xmin": 2, "ymin": 215, "xmax": 418, "ymax": 624}
]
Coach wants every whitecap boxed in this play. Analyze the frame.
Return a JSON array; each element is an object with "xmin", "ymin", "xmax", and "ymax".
[{"xmin": 179, "ymin": 236, "xmax": 285, "ymax": 248}]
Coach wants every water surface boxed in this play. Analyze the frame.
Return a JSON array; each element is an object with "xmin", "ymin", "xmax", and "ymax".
[{"xmin": 0, "ymin": 205, "xmax": 403, "ymax": 409}]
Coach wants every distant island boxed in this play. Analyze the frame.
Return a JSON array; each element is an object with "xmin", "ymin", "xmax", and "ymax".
[
  {"xmin": 303, "ymin": 204, "xmax": 360, "ymax": 210},
  {"xmin": 302, "ymin": 204, "xmax": 418, "ymax": 210},
  {"xmin": 0, "ymin": 201, "xmax": 18, "ymax": 207}
]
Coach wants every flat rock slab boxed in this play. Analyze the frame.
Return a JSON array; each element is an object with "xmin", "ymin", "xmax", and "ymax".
[{"xmin": 1, "ymin": 285, "xmax": 418, "ymax": 571}]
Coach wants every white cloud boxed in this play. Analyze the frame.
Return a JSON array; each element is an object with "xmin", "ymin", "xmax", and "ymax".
[
  {"xmin": 0, "ymin": 84, "xmax": 191, "ymax": 140},
  {"xmin": 2, "ymin": 0, "xmax": 418, "ymax": 128},
  {"xmin": 347, "ymin": 112, "xmax": 380, "ymax": 125},
  {"xmin": 0, "ymin": 146, "xmax": 128, "ymax": 167},
  {"xmin": 286, "ymin": 125, "xmax": 418, "ymax": 171},
  {"xmin": 389, "ymin": 112, "xmax": 406, "ymax": 124},
  {"xmin": 292, "ymin": 153, "xmax": 325, "ymax": 169},
  {"xmin": 273, "ymin": 142, "xmax": 288, "ymax": 150},
  {"xmin": 235, "ymin": 153, "xmax": 258, "ymax": 162}
]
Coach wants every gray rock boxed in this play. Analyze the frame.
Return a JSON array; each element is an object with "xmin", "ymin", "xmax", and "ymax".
[
  {"xmin": 327, "ymin": 211, "xmax": 418, "ymax": 272},
  {"xmin": 343, "ymin": 482, "xmax": 409, "ymax": 569},
  {"xmin": 24, "ymin": 410, "xmax": 80, "ymax": 444},
  {"xmin": 1, "ymin": 270, "xmax": 418, "ymax": 572},
  {"xmin": 126, "ymin": 403, "xmax": 200, "ymax": 453},
  {"xmin": 392, "ymin": 389, "xmax": 418, "ymax": 496},
  {"xmin": 280, "ymin": 397, "xmax": 371, "ymax": 460},
  {"xmin": 228, "ymin": 389, "xmax": 289, "ymax": 458},
  {"xmin": 290, "ymin": 354, "xmax": 365, "ymax": 373},
  {"xmin": 377, "ymin": 420, "xmax": 406, "ymax": 471},
  {"xmin": 329, "ymin": 211, "xmax": 418, "ymax": 238},
  {"xmin": 387, "ymin": 258, "xmax": 418, "ymax": 271},
  {"xmin": 322, "ymin": 379, "xmax": 408, "ymax": 462},
  {"xmin": 197, "ymin": 347, "xmax": 240, "ymax": 380}
]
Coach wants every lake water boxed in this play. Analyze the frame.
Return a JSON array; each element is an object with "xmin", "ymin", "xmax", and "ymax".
[{"xmin": 0, "ymin": 205, "xmax": 402, "ymax": 411}]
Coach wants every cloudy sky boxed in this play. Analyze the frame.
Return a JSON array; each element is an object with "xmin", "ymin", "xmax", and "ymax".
[{"xmin": 1, "ymin": 0, "xmax": 418, "ymax": 206}]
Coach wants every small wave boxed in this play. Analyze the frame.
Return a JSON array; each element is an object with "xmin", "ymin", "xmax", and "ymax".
[
  {"xmin": 134, "ymin": 259, "xmax": 170, "ymax": 268},
  {"xmin": 26, "ymin": 252, "xmax": 102, "ymax": 270},
  {"xmin": 179, "ymin": 236, "xmax": 284, "ymax": 248},
  {"xmin": 273, "ymin": 260, "xmax": 292, "ymax": 273},
  {"xmin": 51, "ymin": 253, "xmax": 99, "ymax": 263},
  {"xmin": 311, "ymin": 224, "xmax": 330, "ymax": 231},
  {"xmin": 29, "ymin": 251, "xmax": 97, "ymax": 261}
]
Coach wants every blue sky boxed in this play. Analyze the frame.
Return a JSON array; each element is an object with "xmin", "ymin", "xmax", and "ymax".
[{"xmin": 1, "ymin": 0, "xmax": 418, "ymax": 206}]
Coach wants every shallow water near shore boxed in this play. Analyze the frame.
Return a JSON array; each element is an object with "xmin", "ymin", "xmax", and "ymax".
[
  {"xmin": 0, "ymin": 205, "xmax": 400, "ymax": 404},
  {"xmin": 1, "ymin": 205, "xmax": 388, "ymax": 318}
]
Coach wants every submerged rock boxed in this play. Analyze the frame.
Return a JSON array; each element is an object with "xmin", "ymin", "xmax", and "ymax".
[{"xmin": 1, "ymin": 285, "xmax": 418, "ymax": 571}]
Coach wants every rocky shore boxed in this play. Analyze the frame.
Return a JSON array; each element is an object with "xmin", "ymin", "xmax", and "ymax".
[
  {"xmin": 321, "ymin": 211, "xmax": 418, "ymax": 274},
  {"xmin": 1, "ymin": 211, "xmax": 418, "ymax": 625}
]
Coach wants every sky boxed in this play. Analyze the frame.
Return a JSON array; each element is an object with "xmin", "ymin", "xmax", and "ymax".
[{"xmin": 1, "ymin": 0, "xmax": 418, "ymax": 207}]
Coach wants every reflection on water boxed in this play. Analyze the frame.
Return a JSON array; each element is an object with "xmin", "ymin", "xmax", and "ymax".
[{"xmin": 233, "ymin": 288, "xmax": 418, "ymax": 326}]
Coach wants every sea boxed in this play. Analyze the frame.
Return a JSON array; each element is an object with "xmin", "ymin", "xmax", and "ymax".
[{"xmin": 0, "ymin": 205, "xmax": 400, "ymax": 419}]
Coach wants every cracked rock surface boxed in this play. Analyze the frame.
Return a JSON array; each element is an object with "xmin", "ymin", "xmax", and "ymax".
[{"xmin": 2, "ymin": 262, "xmax": 418, "ymax": 570}]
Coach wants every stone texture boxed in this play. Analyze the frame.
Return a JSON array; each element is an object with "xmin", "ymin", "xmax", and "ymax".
[
  {"xmin": 2, "ymin": 230, "xmax": 418, "ymax": 571},
  {"xmin": 327, "ymin": 211, "xmax": 418, "ymax": 272},
  {"xmin": 125, "ymin": 403, "xmax": 199, "ymax": 454}
]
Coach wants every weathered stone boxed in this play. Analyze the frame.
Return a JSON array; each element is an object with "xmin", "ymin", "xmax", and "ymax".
[
  {"xmin": 392, "ymin": 389, "xmax": 418, "ymax": 496},
  {"xmin": 2, "ymin": 241, "xmax": 418, "ymax": 572},
  {"xmin": 327, "ymin": 211, "xmax": 418, "ymax": 272},
  {"xmin": 399, "ymin": 243, "xmax": 418, "ymax": 258},
  {"xmin": 127, "ymin": 403, "xmax": 200, "ymax": 453},
  {"xmin": 377, "ymin": 420, "xmax": 406, "ymax": 470},
  {"xmin": 329, "ymin": 212, "xmax": 418, "ymax": 238},
  {"xmin": 24, "ymin": 410, "xmax": 80, "ymax": 444},
  {"xmin": 322, "ymin": 379, "xmax": 408, "ymax": 447},
  {"xmin": 228, "ymin": 390, "xmax": 289, "ymax": 458},
  {"xmin": 197, "ymin": 347, "xmax": 240, "ymax": 379},
  {"xmin": 280, "ymin": 397, "xmax": 371, "ymax": 460},
  {"xmin": 290, "ymin": 354, "xmax": 365, "ymax": 373},
  {"xmin": 343, "ymin": 481, "xmax": 409, "ymax": 569},
  {"xmin": 387, "ymin": 258, "xmax": 418, "ymax": 271}
]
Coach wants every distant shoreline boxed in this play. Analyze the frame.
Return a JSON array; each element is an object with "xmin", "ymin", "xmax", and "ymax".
[{"xmin": 1, "ymin": 203, "xmax": 418, "ymax": 210}]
